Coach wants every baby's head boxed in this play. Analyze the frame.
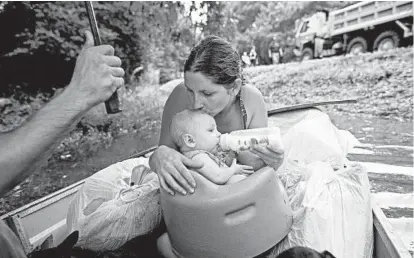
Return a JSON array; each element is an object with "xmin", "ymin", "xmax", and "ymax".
[{"xmin": 170, "ymin": 109, "xmax": 221, "ymax": 153}]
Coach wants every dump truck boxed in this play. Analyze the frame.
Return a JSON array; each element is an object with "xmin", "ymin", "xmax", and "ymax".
[{"xmin": 294, "ymin": 1, "xmax": 413, "ymax": 60}]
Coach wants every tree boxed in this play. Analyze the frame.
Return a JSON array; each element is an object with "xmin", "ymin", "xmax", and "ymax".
[
  {"xmin": 0, "ymin": 1, "xmax": 196, "ymax": 96},
  {"xmin": 198, "ymin": 1, "xmax": 237, "ymax": 43}
]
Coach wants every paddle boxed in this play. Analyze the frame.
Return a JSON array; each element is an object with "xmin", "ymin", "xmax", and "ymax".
[{"xmin": 85, "ymin": 1, "xmax": 122, "ymax": 114}]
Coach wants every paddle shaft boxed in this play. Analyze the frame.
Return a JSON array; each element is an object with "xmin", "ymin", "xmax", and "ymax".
[
  {"xmin": 85, "ymin": 1, "xmax": 121, "ymax": 114},
  {"xmin": 267, "ymin": 99, "xmax": 358, "ymax": 115}
]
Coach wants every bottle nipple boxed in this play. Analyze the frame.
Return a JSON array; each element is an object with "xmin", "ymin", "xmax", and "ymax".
[{"xmin": 219, "ymin": 134, "xmax": 229, "ymax": 151}]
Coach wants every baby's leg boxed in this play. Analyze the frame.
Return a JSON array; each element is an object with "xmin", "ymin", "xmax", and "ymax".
[
  {"xmin": 227, "ymin": 174, "xmax": 247, "ymax": 184},
  {"xmin": 157, "ymin": 232, "xmax": 178, "ymax": 258}
]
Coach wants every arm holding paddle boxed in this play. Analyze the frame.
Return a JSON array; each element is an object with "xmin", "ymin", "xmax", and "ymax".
[{"xmin": 0, "ymin": 31, "xmax": 124, "ymax": 196}]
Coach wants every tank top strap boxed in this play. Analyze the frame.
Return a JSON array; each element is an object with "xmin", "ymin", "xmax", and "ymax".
[{"xmin": 237, "ymin": 87, "xmax": 248, "ymax": 129}]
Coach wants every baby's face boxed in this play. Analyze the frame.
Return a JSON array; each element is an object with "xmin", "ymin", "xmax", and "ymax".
[{"xmin": 192, "ymin": 115, "xmax": 221, "ymax": 153}]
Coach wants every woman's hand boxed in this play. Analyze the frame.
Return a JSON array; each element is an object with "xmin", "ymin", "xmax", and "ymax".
[
  {"xmin": 149, "ymin": 145, "xmax": 203, "ymax": 196},
  {"xmin": 249, "ymin": 144, "xmax": 284, "ymax": 171}
]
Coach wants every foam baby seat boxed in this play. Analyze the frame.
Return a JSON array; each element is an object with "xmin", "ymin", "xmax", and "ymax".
[{"xmin": 160, "ymin": 166, "xmax": 293, "ymax": 258}]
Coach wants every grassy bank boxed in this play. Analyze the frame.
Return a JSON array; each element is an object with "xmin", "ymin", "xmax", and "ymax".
[
  {"xmin": 0, "ymin": 47, "xmax": 412, "ymax": 215},
  {"xmin": 245, "ymin": 47, "xmax": 413, "ymax": 120}
]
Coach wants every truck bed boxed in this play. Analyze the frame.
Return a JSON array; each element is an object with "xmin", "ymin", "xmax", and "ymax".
[{"xmin": 331, "ymin": 1, "xmax": 413, "ymax": 36}]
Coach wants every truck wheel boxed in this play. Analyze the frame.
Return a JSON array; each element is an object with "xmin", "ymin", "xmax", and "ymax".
[
  {"xmin": 373, "ymin": 31, "xmax": 400, "ymax": 51},
  {"xmin": 347, "ymin": 37, "xmax": 368, "ymax": 55},
  {"xmin": 301, "ymin": 48, "xmax": 314, "ymax": 61}
]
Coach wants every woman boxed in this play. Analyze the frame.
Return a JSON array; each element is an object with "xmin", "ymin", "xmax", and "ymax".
[{"xmin": 149, "ymin": 35, "xmax": 284, "ymax": 196}]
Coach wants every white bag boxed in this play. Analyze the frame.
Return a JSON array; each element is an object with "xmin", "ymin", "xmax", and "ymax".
[
  {"xmin": 66, "ymin": 157, "xmax": 162, "ymax": 251},
  {"xmin": 265, "ymin": 109, "xmax": 372, "ymax": 257},
  {"xmin": 270, "ymin": 161, "xmax": 373, "ymax": 258},
  {"xmin": 280, "ymin": 110, "xmax": 360, "ymax": 170}
]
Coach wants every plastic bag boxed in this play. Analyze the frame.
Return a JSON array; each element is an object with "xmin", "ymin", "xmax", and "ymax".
[
  {"xmin": 66, "ymin": 157, "xmax": 162, "ymax": 251},
  {"xmin": 265, "ymin": 109, "xmax": 372, "ymax": 257},
  {"xmin": 268, "ymin": 161, "xmax": 373, "ymax": 258},
  {"xmin": 280, "ymin": 110, "xmax": 360, "ymax": 170}
]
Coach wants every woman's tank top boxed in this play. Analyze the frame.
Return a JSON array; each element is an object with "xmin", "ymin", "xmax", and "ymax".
[{"xmin": 236, "ymin": 87, "xmax": 248, "ymax": 130}]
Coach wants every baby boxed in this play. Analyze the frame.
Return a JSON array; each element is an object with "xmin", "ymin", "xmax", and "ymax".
[
  {"xmin": 169, "ymin": 109, "xmax": 253, "ymax": 185},
  {"xmin": 157, "ymin": 109, "xmax": 254, "ymax": 258}
]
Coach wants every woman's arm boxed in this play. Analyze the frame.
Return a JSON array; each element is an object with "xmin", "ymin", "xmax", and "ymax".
[
  {"xmin": 236, "ymin": 85, "xmax": 268, "ymax": 170},
  {"xmin": 158, "ymin": 83, "xmax": 188, "ymax": 148},
  {"xmin": 240, "ymin": 85, "xmax": 284, "ymax": 171}
]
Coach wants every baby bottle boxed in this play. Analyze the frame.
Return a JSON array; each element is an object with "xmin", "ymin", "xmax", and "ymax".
[{"xmin": 219, "ymin": 127, "xmax": 283, "ymax": 152}]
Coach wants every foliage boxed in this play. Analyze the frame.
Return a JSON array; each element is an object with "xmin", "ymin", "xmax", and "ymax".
[
  {"xmin": 0, "ymin": 0, "xmax": 380, "ymax": 97},
  {"xmin": 0, "ymin": 1, "xmax": 195, "ymax": 96},
  {"xmin": 250, "ymin": 1, "xmax": 354, "ymax": 36},
  {"xmin": 197, "ymin": 1, "xmax": 238, "ymax": 43}
]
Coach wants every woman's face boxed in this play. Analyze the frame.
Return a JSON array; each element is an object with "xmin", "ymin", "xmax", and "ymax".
[{"xmin": 184, "ymin": 72, "xmax": 237, "ymax": 117}]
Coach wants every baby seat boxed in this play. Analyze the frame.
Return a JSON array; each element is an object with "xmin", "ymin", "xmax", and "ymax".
[{"xmin": 161, "ymin": 166, "xmax": 293, "ymax": 258}]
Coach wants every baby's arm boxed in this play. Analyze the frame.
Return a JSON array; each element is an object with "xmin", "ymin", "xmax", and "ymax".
[{"xmin": 191, "ymin": 153, "xmax": 239, "ymax": 185}]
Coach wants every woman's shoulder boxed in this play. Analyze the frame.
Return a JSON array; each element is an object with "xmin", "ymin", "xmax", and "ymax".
[
  {"xmin": 241, "ymin": 84, "xmax": 265, "ymax": 106},
  {"xmin": 169, "ymin": 81, "xmax": 187, "ymax": 98},
  {"xmin": 165, "ymin": 82, "xmax": 189, "ymax": 110},
  {"xmin": 240, "ymin": 84, "xmax": 267, "ymax": 128}
]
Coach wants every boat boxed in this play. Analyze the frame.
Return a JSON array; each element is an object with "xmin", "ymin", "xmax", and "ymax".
[{"xmin": 1, "ymin": 103, "xmax": 411, "ymax": 258}]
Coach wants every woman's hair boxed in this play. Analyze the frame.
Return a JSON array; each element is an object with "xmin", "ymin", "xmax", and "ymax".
[{"xmin": 184, "ymin": 35, "xmax": 242, "ymax": 88}]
